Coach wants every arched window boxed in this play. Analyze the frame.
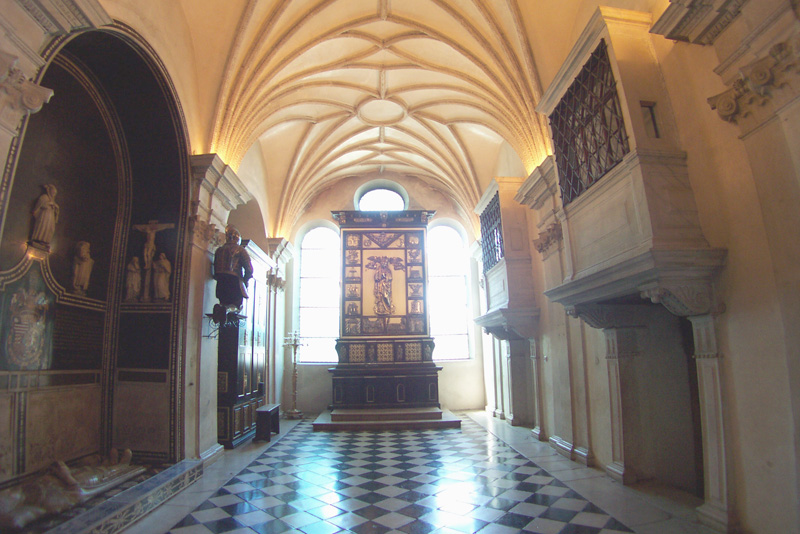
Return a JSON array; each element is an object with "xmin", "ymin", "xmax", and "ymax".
[
  {"xmin": 428, "ymin": 225, "xmax": 470, "ymax": 360},
  {"xmin": 297, "ymin": 226, "xmax": 340, "ymax": 363},
  {"xmin": 358, "ymin": 188, "xmax": 404, "ymax": 211}
]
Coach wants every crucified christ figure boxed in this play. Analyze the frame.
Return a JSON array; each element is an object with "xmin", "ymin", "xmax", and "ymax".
[{"xmin": 132, "ymin": 220, "xmax": 175, "ymax": 302}]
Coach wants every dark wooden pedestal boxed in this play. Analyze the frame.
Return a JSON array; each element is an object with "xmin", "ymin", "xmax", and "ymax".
[{"xmin": 329, "ymin": 363, "xmax": 442, "ymax": 409}]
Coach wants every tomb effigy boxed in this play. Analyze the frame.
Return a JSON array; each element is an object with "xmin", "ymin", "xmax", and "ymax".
[{"xmin": 0, "ymin": 449, "xmax": 144, "ymax": 531}]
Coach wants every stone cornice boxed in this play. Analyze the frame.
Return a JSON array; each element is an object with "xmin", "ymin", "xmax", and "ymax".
[
  {"xmin": 707, "ymin": 35, "xmax": 800, "ymax": 135},
  {"xmin": 537, "ymin": 7, "xmax": 652, "ymax": 116},
  {"xmin": 650, "ymin": 0, "xmax": 749, "ymax": 45},
  {"xmin": 265, "ymin": 237, "xmax": 295, "ymax": 266},
  {"xmin": 515, "ymin": 156, "xmax": 558, "ymax": 211},
  {"xmin": 189, "ymin": 154, "xmax": 253, "ymax": 250},
  {"xmin": 566, "ymin": 304, "xmax": 649, "ymax": 329},
  {"xmin": 474, "ymin": 306, "xmax": 540, "ymax": 340},
  {"xmin": 545, "ymin": 248, "xmax": 727, "ymax": 317},
  {"xmin": 15, "ymin": 0, "xmax": 112, "ymax": 35},
  {"xmin": 191, "ymin": 154, "xmax": 252, "ymax": 213},
  {"xmin": 474, "ymin": 179, "xmax": 499, "ymax": 215}
]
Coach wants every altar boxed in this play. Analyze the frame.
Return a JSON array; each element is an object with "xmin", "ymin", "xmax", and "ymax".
[{"xmin": 327, "ymin": 210, "xmax": 443, "ymax": 410}]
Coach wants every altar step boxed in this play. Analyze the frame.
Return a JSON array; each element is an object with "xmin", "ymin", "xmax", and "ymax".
[{"xmin": 313, "ymin": 408, "xmax": 461, "ymax": 431}]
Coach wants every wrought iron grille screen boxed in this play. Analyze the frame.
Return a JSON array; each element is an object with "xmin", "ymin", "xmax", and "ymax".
[
  {"xmin": 550, "ymin": 40, "xmax": 630, "ymax": 205},
  {"xmin": 479, "ymin": 192, "xmax": 503, "ymax": 273}
]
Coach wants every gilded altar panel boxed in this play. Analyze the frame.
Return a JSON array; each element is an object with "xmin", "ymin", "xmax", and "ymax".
[{"xmin": 340, "ymin": 227, "xmax": 429, "ymax": 338}]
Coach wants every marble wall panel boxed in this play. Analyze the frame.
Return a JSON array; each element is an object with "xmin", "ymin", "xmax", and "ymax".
[
  {"xmin": 0, "ymin": 393, "xmax": 13, "ymax": 482},
  {"xmin": 113, "ymin": 381, "xmax": 169, "ymax": 454},
  {"xmin": 25, "ymin": 386, "xmax": 101, "ymax": 473}
]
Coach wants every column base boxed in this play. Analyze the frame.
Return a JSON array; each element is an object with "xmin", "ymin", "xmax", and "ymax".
[
  {"xmin": 574, "ymin": 446, "xmax": 595, "ymax": 466},
  {"xmin": 606, "ymin": 461, "xmax": 637, "ymax": 484},
  {"xmin": 549, "ymin": 435, "xmax": 574, "ymax": 459},
  {"xmin": 200, "ymin": 443, "xmax": 224, "ymax": 467},
  {"xmin": 532, "ymin": 425, "xmax": 547, "ymax": 441},
  {"xmin": 696, "ymin": 501, "xmax": 734, "ymax": 533}
]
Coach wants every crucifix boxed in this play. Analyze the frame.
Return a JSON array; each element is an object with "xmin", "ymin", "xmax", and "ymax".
[{"xmin": 132, "ymin": 220, "xmax": 175, "ymax": 302}]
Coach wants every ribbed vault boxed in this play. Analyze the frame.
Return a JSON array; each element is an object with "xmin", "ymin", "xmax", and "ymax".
[{"xmin": 211, "ymin": 0, "xmax": 551, "ymax": 235}]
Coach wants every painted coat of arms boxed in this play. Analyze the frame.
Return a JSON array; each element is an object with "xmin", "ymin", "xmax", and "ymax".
[
  {"xmin": 6, "ymin": 287, "xmax": 49, "ymax": 369},
  {"xmin": 1, "ymin": 269, "xmax": 53, "ymax": 371}
]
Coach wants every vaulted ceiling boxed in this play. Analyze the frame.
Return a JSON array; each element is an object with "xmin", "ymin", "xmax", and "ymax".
[{"xmin": 203, "ymin": 0, "xmax": 552, "ymax": 235}]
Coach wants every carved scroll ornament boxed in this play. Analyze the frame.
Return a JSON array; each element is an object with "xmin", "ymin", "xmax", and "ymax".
[
  {"xmin": 640, "ymin": 283, "xmax": 721, "ymax": 317},
  {"xmin": 0, "ymin": 52, "xmax": 53, "ymax": 135},
  {"xmin": 708, "ymin": 36, "xmax": 800, "ymax": 125},
  {"xmin": 533, "ymin": 222, "xmax": 562, "ymax": 255}
]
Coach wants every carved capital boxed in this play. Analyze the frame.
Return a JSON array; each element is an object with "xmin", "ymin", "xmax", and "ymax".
[
  {"xmin": 0, "ymin": 52, "xmax": 53, "ymax": 133},
  {"xmin": 605, "ymin": 327, "xmax": 642, "ymax": 359},
  {"xmin": 689, "ymin": 314, "xmax": 720, "ymax": 358},
  {"xmin": 640, "ymin": 283, "xmax": 720, "ymax": 317},
  {"xmin": 533, "ymin": 222, "xmax": 562, "ymax": 255},
  {"xmin": 566, "ymin": 304, "xmax": 648, "ymax": 329},
  {"xmin": 708, "ymin": 36, "xmax": 800, "ymax": 130},
  {"xmin": 189, "ymin": 217, "xmax": 221, "ymax": 249}
]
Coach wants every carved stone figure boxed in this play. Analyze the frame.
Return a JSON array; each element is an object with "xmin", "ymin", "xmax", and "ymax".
[
  {"xmin": 0, "ymin": 449, "xmax": 143, "ymax": 531},
  {"xmin": 131, "ymin": 220, "xmax": 174, "ymax": 270},
  {"xmin": 153, "ymin": 253, "xmax": 171, "ymax": 300},
  {"xmin": 70, "ymin": 241, "xmax": 94, "ymax": 295},
  {"xmin": 29, "ymin": 184, "xmax": 59, "ymax": 247},
  {"xmin": 213, "ymin": 225, "xmax": 253, "ymax": 310},
  {"xmin": 125, "ymin": 257, "xmax": 142, "ymax": 302}
]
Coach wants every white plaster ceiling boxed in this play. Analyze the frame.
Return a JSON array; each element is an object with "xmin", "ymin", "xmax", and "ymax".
[{"xmin": 209, "ymin": 0, "xmax": 551, "ymax": 234}]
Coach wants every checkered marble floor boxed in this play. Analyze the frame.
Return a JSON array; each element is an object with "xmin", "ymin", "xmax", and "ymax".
[{"xmin": 169, "ymin": 419, "xmax": 633, "ymax": 534}]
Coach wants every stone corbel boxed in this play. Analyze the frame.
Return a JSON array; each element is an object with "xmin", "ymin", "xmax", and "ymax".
[
  {"xmin": 708, "ymin": 36, "xmax": 800, "ymax": 131},
  {"xmin": 267, "ymin": 273, "xmax": 286, "ymax": 291},
  {"xmin": 0, "ymin": 51, "xmax": 53, "ymax": 135},
  {"xmin": 188, "ymin": 216, "xmax": 222, "ymax": 249},
  {"xmin": 532, "ymin": 222, "xmax": 562, "ymax": 255},
  {"xmin": 640, "ymin": 282, "xmax": 722, "ymax": 317}
]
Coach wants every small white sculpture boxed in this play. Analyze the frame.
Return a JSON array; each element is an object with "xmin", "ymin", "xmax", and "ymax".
[
  {"xmin": 153, "ymin": 253, "xmax": 171, "ymax": 300},
  {"xmin": 30, "ymin": 184, "xmax": 59, "ymax": 246},
  {"xmin": 125, "ymin": 257, "xmax": 141, "ymax": 302},
  {"xmin": 70, "ymin": 241, "xmax": 94, "ymax": 295}
]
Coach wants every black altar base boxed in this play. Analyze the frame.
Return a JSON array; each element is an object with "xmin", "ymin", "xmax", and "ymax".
[{"xmin": 329, "ymin": 362, "xmax": 441, "ymax": 410}]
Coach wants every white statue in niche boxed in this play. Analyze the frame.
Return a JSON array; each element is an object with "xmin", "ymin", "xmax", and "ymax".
[
  {"xmin": 125, "ymin": 257, "xmax": 141, "ymax": 301},
  {"xmin": 70, "ymin": 241, "xmax": 94, "ymax": 295},
  {"xmin": 153, "ymin": 252, "xmax": 171, "ymax": 300},
  {"xmin": 30, "ymin": 184, "xmax": 59, "ymax": 246}
]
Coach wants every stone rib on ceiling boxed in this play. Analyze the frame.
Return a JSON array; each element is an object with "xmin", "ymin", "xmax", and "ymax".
[{"xmin": 211, "ymin": 0, "xmax": 549, "ymax": 234}]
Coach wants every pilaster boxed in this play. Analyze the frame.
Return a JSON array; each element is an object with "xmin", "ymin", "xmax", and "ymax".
[
  {"xmin": 690, "ymin": 314, "xmax": 735, "ymax": 532},
  {"xmin": 604, "ymin": 326, "xmax": 643, "ymax": 484},
  {"xmin": 185, "ymin": 154, "xmax": 251, "ymax": 462}
]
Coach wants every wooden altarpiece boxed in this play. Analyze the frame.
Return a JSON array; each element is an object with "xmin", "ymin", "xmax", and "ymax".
[{"xmin": 330, "ymin": 211, "xmax": 441, "ymax": 409}]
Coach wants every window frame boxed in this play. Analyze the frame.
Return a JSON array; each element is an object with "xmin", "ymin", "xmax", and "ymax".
[
  {"xmin": 427, "ymin": 222, "xmax": 473, "ymax": 362},
  {"xmin": 295, "ymin": 224, "xmax": 341, "ymax": 364}
]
